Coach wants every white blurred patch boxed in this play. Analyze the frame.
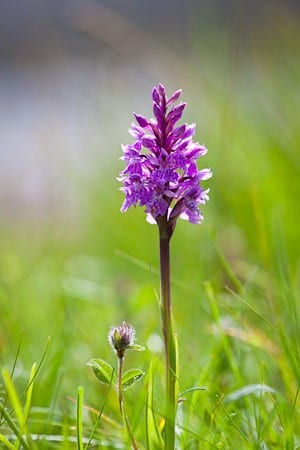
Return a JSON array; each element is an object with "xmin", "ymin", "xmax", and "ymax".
[{"xmin": 146, "ymin": 333, "xmax": 164, "ymax": 353}]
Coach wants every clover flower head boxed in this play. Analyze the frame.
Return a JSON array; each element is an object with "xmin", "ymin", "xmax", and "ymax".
[
  {"xmin": 109, "ymin": 321, "xmax": 135, "ymax": 358},
  {"xmin": 119, "ymin": 84, "xmax": 212, "ymax": 225}
]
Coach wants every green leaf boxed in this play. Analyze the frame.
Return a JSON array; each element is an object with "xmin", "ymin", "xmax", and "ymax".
[
  {"xmin": 224, "ymin": 384, "xmax": 277, "ymax": 403},
  {"xmin": 128, "ymin": 344, "xmax": 145, "ymax": 352},
  {"xmin": 0, "ymin": 433, "xmax": 16, "ymax": 450},
  {"xmin": 0, "ymin": 403, "xmax": 29, "ymax": 450},
  {"xmin": 122, "ymin": 369, "xmax": 145, "ymax": 390},
  {"xmin": 145, "ymin": 362, "xmax": 163, "ymax": 449},
  {"xmin": 24, "ymin": 363, "xmax": 37, "ymax": 426},
  {"xmin": 178, "ymin": 386, "xmax": 208, "ymax": 398},
  {"xmin": 87, "ymin": 359, "xmax": 116, "ymax": 385}
]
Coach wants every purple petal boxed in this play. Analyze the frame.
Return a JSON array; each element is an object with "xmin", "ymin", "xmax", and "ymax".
[
  {"xmin": 187, "ymin": 162, "xmax": 198, "ymax": 177},
  {"xmin": 153, "ymin": 103, "xmax": 163, "ymax": 121},
  {"xmin": 166, "ymin": 103, "xmax": 186, "ymax": 127},
  {"xmin": 185, "ymin": 143, "xmax": 207, "ymax": 159},
  {"xmin": 146, "ymin": 213, "xmax": 157, "ymax": 224},
  {"xmin": 167, "ymin": 124, "xmax": 186, "ymax": 146},
  {"xmin": 180, "ymin": 209, "xmax": 203, "ymax": 224},
  {"xmin": 173, "ymin": 138, "xmax": 190, "ymax": 152},
  {"xmin": 167, "ymin": 89, "xmax": 182, "ymax": 105},
  {"xmin": 142, "ymin": 136, "xmax": 157, "ymax": 152},
  {"xmin": 152, "ymin": 87, "xmax": 160, "ymax": 104},
  {"xmin": 182, "ymin": 123, "xmax": 196, "ymax": 139},
  {"xmin": 198, "ymin": 188, "xmax": 210, "ymax": 204},
  {"xmin": 129, "ymin": 124, "xmax": 145, "ymax": 138},
  {"xmin": 134, "ymin": 113, "xmax": 149, "ymax": 128},
  {"xmin": 147, "ymin": 197, "xmax": 168, "ymax": 218},
  {"xmin": 158, "ymin": 84, "xmax": 166, "ymax": 96},
  {"xmin": 198, "ymin": 168, "xmax": 213, "ymax": 180}
]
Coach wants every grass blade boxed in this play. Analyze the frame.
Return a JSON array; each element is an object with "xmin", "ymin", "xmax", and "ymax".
[
  {"xmin": 77, "ymin": 386, "xmax": 84, "ymax": 450},
  {"xmin": 84, "ymin": 368, "xmax": 115, "ymax": 449},
  {"xmin": 145, "ymin": 362, "xmax": 163, "ymax": 449},
  {"xmin": 2, "ymin": 368, "xmax": 24, "ymax": 429},
  {"xmin": 0, "ymin": 433, "xmax": 16, "ymax": 450},
  {"xmin": 0, "ymin": 403, "xmax": 29, "ymax": 450},
  {"xmin": 24, "ymin": 363, "xmax": 37, "ymax": 425},
  {"xmin": 224, "ymin": 384, "xmax": 277, "ymax": 403}
]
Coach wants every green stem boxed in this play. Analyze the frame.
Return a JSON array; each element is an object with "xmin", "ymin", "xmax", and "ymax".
[
  {"xmin": 118, "ymin": 357, "xmax": 123, "ymax": 413},
  {"xmin": 117, "ymin": 356, "xmax": 139, "ymax": 450},
  {"xmin": 158, "ymin": 220, "xmax": 177, "ymax": 450}
]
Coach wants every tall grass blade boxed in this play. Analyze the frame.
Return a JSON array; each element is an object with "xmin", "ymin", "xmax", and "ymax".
[
  {"xmin": 0, "ymin": 433, "xmax": 16, "ymax": 450},
  {"xmin": 145, "ymin": 362, "xmax": 163, "ymax": 449},
  {"xmin": 205, "ymin": 282, "xmax": 243, "ymax": 383},
  {"xmin": 84, "ymin": 368, "xmax": 114, "ymax": 449},
  {"xmin": 2, "ymin": 368, "xmax": 25, "ymax": 429},
  {"xmin": 23, "ymin": 363, "xmax": 37, "ymax": 426},
  {"xmin": 224, "ymin": 384, "xmax": 277, "ymax": 403},
  {"xmin": 0, "ymin": 332, "xmax": 23, "ymax": 424},
  {"xmin": 0, "ymin": 403, "xmax": 29, "ymax": 450},
  {"xmin": 77, "ymin": 386, "xmax": 84, "ymax": 450}
]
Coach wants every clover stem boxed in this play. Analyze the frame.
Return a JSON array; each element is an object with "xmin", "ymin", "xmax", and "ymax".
[{"xmin": 117, "ymin": 356, "xmax": 124, "ymax": 413}]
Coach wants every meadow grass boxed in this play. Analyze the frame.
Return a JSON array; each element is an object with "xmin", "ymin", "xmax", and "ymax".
[{"xmin": 1, "ymin": 14, "xmax": 299, "ymax": 449}]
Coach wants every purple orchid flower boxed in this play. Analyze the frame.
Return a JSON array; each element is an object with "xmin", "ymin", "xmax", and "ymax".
[{"xmin": 119, "ymin": 84, "xmax": 212, "ymax": 226}]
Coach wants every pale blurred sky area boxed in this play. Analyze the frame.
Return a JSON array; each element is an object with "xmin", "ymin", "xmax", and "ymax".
[{"xmin": 0, "ymin": 0, "xmax": 299, "ymax": 223}]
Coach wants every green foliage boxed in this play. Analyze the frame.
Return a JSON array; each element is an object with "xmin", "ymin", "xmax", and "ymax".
[
  {"xmin": 86, "ymin": 359, "xmax": 116, "ymax": 386},
  {"xmin": 0, "ymin": 5, "xmax": 300, "ymax": 447},
  {"xmin": 76, "ymin": 387, "xmax": 84, "ymax": 450},
  {"xmin": 1, "ymin": 364, "xmax": 37, "ymax": 449},
  {"xmin": 122, "ymin": 369, "xmax": 145, "ymax": 391},
  {"xmin": 87, "ymin": 358, "xmax": 144, "ymax": 390}
]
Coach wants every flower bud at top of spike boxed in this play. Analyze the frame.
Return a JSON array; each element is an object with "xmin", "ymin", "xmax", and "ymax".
[
  {"xmin": 109, "ymin": 321, "xmax": 135, "ymax": 359},
  {"xmin": 134, "ymin": 113, "xmax": 149, "ymax": 128}
]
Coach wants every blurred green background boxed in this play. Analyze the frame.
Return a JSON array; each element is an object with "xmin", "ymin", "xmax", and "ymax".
[{"xmin": 0, "ymin": 0, "xmax": 299, "ymax": 446}]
